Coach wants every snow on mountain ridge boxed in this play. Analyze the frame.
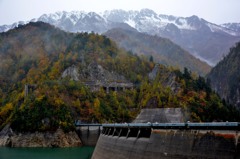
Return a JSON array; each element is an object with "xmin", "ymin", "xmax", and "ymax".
[
  {"xmin": 221, "ymin": 23, "xmax": 240, "ymax": 33},
  {"xmin": 207, "ymin": 23, "xmax": 238, "ymax": 36},
  {"xmin": 170, "ymin": 18, "xmax": 195, "ymax": 30},
  {"xmin": 1, "ymin": 9, "xmax": 239, "ymax": 36},
  {"xmin": 125, "ymin": 19, "xmax": 136, "ymax": 28},
  {"xmin": 102, "ymin": 9, "xmax": 198, "ymax": 32},
  {"xmin": 38, "ymin": 11, "xmax": 88, "ymax": 25}
]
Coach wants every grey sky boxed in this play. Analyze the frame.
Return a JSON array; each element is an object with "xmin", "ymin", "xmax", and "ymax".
[{"xmin": 0, "ymin": 0, "xmax": 239, "ymax": 25}]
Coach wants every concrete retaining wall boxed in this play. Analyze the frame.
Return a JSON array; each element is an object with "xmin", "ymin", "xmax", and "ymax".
[
  {"xmin": 76, "ymin": 126, "xmax": 101, "ymax": 146},
  {"xmin": 92, "ymin": 129, "xmax": 239, "ymax": 159},
  {"xmin": 133, "ymin": 108, "xmax": 187, "ymax": 123}
]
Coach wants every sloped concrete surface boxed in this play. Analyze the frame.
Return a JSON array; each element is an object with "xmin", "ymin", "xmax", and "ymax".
[
  {"xmin": 92, "ymin": 130, "xmax": 239, "ymax": 159},
  {"xmin": 133, "ymin": 108, "xmax": 186, "ymax": 123}
]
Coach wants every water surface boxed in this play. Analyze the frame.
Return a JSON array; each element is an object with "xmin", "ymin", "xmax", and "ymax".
[{"xmin": 0, "ymin": 146, "xmax": 94, "ymax": 159}]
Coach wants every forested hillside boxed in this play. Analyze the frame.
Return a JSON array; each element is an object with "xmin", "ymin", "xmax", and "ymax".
[
  {"xmin": 208, "ymin": 42, "xmax": 240, "ymax": 108},
  {"xmin": 0, "ymin": 22, "xmax": 152, "ymax": 131},
  {"xmin": 0, "ymin": 22, "xmax": 239, "ymax": 132},
  {"xmin": 104, "ymin": 28, "xmax": 211, "ymax": 75}
]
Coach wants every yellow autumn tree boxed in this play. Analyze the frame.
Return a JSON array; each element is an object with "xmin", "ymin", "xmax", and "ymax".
[
  {"xmin": 0, "ymin": 103, "xmax": 14, "ymax": 126},
  {"xmin": 93, "ymin": 98, "xmax": 101, "ymax": 122},
  {"xmin": 48, "ymin": 53, "xmax": 64, "ymax": 80}
]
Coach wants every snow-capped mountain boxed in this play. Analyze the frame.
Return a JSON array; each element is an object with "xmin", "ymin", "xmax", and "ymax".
[
  {"xmin": 221, "ymin": 23, "xmax": 240, "ymax": 33},
  {"xmin": 1, "ymin": 9, "xmax": 240, "ymax": 65},
  {"xmin": 0, "ymin": 21, "xmax": 26, "ymax": 32}
]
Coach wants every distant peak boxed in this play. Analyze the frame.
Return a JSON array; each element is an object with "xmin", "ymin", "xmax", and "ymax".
[
  {"xmin": 188, "ymin": 15, "xmax": 200, "ymax": 21},
  {"xmin": 88, "ymin": 12, "xmax": 99, "ymax": 16},
  {"xmin": 140, "ymin": 8, "xmax": 157, "ymax": 16},
  {"xmin": 140, "ymin": 8, "xmax": 155, "ymax": 13},
  {"xmin": 103, "ymin": 9, "xmax": 127, "ymax": 15}
]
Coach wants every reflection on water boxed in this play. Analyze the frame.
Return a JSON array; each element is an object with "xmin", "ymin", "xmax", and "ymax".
[{"xmin": 0, "ymin": 146, "xmax": 94, "ymax": 159}]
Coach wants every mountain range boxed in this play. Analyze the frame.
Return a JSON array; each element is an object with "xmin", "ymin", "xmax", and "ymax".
[{"xmin": 1, "ymin": 9, "xmax": 240, "ymax": 66}]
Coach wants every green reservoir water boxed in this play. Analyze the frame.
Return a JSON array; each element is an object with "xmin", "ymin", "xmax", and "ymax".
[{"xmin": 0, "ymin": 146, "xmax": 94, "ymax": 159}]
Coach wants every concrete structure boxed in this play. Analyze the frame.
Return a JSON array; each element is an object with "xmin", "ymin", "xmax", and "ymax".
[
  {"xmin": 92, "ymin": 123, "xmax": 240, "ymax": 159},
  {"xmin": 84, "ymin": 81, "xmax": 133, "ymax": 93},
  {"xmin": 24, "ymin": 84, "xmax": 37, "ymax": 97},
  {"xmin": 75, "ymin": 123, "xmax": 102, "ymax": 146},
  {"xmin": 133, "ymin": 108, "xmax": 187, "ymax": 123}
]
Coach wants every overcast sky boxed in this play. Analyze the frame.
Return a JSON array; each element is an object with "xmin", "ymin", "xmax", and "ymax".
[{"xmin": 0, "ymin": 0, "xmax": 240, "ymax": 25}]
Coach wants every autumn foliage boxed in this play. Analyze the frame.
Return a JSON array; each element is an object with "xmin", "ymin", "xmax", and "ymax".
[{"xmin": 0, "ymin": 22, "xmax": 239, "ymax": 132}]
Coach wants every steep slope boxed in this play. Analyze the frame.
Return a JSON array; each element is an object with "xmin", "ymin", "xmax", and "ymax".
[
  {"xmin": 104, "ymin": 28, "xmax": 211, "ymax": 75},
  {"xmin": 208, "ymin": 42, "xmax": 240, "ymax": 108},
  {"xmin": 1, "ymin": 9, "xmax": 239, "ymax": 65}
]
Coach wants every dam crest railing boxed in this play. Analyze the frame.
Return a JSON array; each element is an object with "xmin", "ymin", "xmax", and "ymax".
[{"xmin": 76, "ymin": 122, "xmax": 240, "ymax": 139}]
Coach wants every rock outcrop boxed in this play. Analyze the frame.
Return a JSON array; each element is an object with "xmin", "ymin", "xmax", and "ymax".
[
  {"xmin": 61, "ymin": 63, "xmax": 133, "ymax": 92},
  {"xmin": 85, "ymin": 62, "xmax": 126, "ymax": 82},
  {"xmin": 0, "ymin": 124, "xmax": 13, "ymax": 147},
  {"xmin": 0, "ymin": 126, "xmax": 82, "ymax": 147},
  {"xmin": 62, "ymin": 62, "xmax": 127, "ymax": 83},
  {"xmin": 208, "ymin": 42, "xmax": 240, "ymax": 108},
  {"xmin": 148, "ymin": 64, "xmax": 181, "ymax": 94},
  {"xmin": 61, "ymin": 65, "xmax": 80, "ymax": 81}
]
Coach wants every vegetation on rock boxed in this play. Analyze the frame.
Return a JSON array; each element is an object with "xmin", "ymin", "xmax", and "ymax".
[
  {"xmin": 104, "ymin": 28, "xmax": 211, "ymax": 76},
  {"xmin": 208, "ymin": 42, "xmax": 240, "ymax": 108}
]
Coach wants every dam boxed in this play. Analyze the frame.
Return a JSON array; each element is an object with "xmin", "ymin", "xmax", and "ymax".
[
  {"xmin": 91, "ymin": 122, "xmax": 240, "ymax": 159},
  {"xmin": 90, "ymin": 108, "xmax": 240, "ymax": 159}
]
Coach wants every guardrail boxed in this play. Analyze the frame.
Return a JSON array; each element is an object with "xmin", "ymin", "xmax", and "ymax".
[
  {"xmin": 102, "ymin": 122, "xmax": 240, "ymax": 130},
  {"xmin": 76, "ymin": 122, "xmax": 240, "ymax": 139},
  {"xmin": 75, "ymin": 123, "xmax": 102, "ymax": 127},
  {"xmin": 75, "ymin": 122, "xmax": 240, "ymax": 130}
]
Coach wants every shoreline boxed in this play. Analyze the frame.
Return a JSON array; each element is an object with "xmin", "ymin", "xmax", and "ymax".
[{"xmin": 0, "ymin": 125, "xmax": 82, "ymax": 148}]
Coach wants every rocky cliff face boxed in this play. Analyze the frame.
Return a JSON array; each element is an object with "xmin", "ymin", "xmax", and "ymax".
[
  {"xmin": 208, "ymin": 42, "xmax": 240, "ymax": 108},
  {"xmin": 0, "ymin": 125, "xmax": 82, "ymax": 147},
  {"xmin": 149, "ymin": 64, "xmax": 180, "ymax": 94},
  {"xmin": 61, "ymin": 65, "xmax": 80, "ymax": 81},
  {"xmin": 62, "ymin": 62, "xmax": 127, "ymax": 83}
]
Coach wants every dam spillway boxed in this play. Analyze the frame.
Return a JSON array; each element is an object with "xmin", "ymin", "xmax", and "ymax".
[{"xmin": 91, "ymin": 122, "xmax": 240, "ymax": 159}]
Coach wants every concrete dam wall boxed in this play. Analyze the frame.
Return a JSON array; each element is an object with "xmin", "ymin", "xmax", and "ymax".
[
  {"xmin": 76, "ymin": 126, "xmax": 101, "ymax": 146},
  {"xmin": 91, "ymin": 108, "xmax": 239, "ymax": 158},
  {"xmin": 92, "ymin": 127, "xmax": 239, "ymax": 159}
]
